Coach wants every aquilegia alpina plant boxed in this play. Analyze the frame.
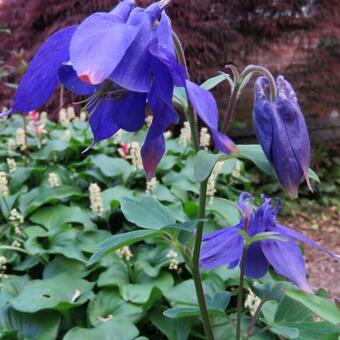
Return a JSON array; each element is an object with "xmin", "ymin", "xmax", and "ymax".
[
  {"xmin": 200, "ymin": 192, "xmax": 338, "ymax": 292},
  {"xmin": 2, "ymin": 1, "xmax": 339, "ymax": 340},
  {"xmin": 2, "ymin": 0, "xmax": 236, "ymax": 180}
]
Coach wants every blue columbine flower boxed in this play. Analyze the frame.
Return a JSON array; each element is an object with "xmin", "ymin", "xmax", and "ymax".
[
  {"xmin": 253, "ymin": 76, "xmax": 311, "ymax": 198},
  {"xmin": 2, "ymin": 0, "xmax": 236, "ymax": 179},
  {"xmin": 200, "ymin": 192, "xmax": 339, "ymax": 292}
]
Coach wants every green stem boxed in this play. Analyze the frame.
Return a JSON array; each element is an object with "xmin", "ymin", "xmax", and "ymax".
[
  {"xmin": 247, "ymin": 299, "xmax": 265, "ymax": 336},
  {"xmin": 222, "ymin": 83, "xmax": 240, "ymax": 133},
  {"xmin": 236, "ymin": 247, "xmax": 247, "ymax": 340},
  {"xmin": 172, "ymin": 30, "xmax": 199, "ymax": 150},
  {"xmin": 173, "ymin": 29, "xmax": 214, "ymax": 340},
  {"xmin": 192, "ymin": 179, "xmax": 215, "ymax": 340}
]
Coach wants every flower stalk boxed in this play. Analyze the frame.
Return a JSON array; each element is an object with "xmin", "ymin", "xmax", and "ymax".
[{"xmin": 173, "ymin": 30, "xmax": 214, "ymax": 340}]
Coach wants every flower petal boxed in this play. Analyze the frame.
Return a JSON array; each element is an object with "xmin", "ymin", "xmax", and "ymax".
[
  {"xmin": 141, "ymin": 57, "xmax": 178, "ymax": 180},
  {"xmin": 109, "ymin": 9, "xmax": 154, "ymax": 92},
  {"xmin": 109, "ymin": 0, "xmax": 135, "ymax": 22},
  {"xmin": 141, "ymin": 87, "xmax": 178, "ymax": 180},
  {"xmin": 149, "ymin": 13, "xmax": 186, "ymax": 87},
  {"xmin": 276, "ymin": 76, "xmax": 312, "ymax": 192},
  {"xmin": 200, "ymin": 227, "xmax": 244, "ymax": 269},
  {"xmin": 185, "ymin": 80, "xmax": 238, "ymax": 154},
  {"xmin": 261, "ymin": 239, "xmax": 313, "ymax": 292},
  {"xmin": 70, "ymin": 13, "xmax": 138, "ymax": 85},
  {"xmin": 111, "ymin": 92, "xmax": 147, "ymax": 132},
  {"xmin": 253, "ymin": 76, "xmax": 311, "ymax": 198},
  {"xmin": 89, "ymin": 99, "xmax": 120, "ymax": 143},
  {"xmin": 11, "ymin": 26, "xmax": 77, "ymax": 113},
  {"xmin": 276, "ymin": 224, "xmax": 340, "ymax": 259},
  {"xmin": 58, "ymin": 65, "xmax": 96, "ymax": 96},
  {"xmin": 245, "ymin": 242, "xmax": 269, "ymax": 279}
]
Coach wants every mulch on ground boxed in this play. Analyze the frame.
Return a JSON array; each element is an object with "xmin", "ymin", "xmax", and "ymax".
[{"xmin": 284, "ymin": 205, "xmax": 339, "ymax": 300}]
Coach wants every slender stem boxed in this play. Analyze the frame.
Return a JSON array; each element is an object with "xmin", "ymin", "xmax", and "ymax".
[
  {"xmin": 247, "ymin": 299, "xmax": 265, "ymax": 336},
  {"xmin": 192, "ymin": 179, "xmax": 215, "ymax": 340},
  {"xmin": 222, "ymin": 83, "xmax": 240, "ymax": 133},
  {"xmin": 172, "ymin": 30, "xmax": 189, "ymax": 80},
  {"xmin": 236, "ymin": 247, "xmax": 247, "ymax": 340},
  {"xmin": 173, "ymin": 29, "xmax": 214, "ymax": 340},
  {"xmin": 172, "ymin": 30, "xmax": 199, "ymax": 150}
]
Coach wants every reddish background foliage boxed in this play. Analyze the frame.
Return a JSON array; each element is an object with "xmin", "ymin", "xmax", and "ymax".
[{"xmin": 0, "ymin": 0, "xmax": 339, "ymax": 117}]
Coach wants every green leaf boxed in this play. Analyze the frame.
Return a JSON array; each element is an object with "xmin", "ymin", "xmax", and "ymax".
[
  {"xmin": 206, "ymin": 197, "xmax": 241, "ymax": 226},
  {"xmin": 173, "ymin": 87, "xmax": 188, "ymax": 110},
  {"xmin": 121, "ymin": 195, "xmax": 175, "ymax": 230},
  {"xmin": 163, "ymin": 306, "xmax": 200, "ymax": 318},
  {"xmin": 91, "ymin": 154, "xmax": 132, "ymax": 182},
  {"xmin": 102, "ymin": 186, "xmax": 134, "ymax": 211},
  {"xmin": 252, "ymin": 280, "xmax": 291, "ymax": 301},
  {"xmin": 0, "ymin": 307, "xmax": 60, "ymax": 340},
  {"xmin": 87, "ymin": 230, "xmax": 163, "ymax": 266},
  {"xmin": 19, "ymin": 185, "xmax": 84, "ymax": 215},
  {"xmin": 63, "ymin": 317, "xmax": 139, "ymax": 340},
  {"xmin": 237, "ymin": 144, "xmax": 320, "ymax": 183},
  {"xmin": 32, "ymin": 140, "xmax": 69, "ymax": 159},
  {"xmin": 285, "ymin": 288, "xmax": 340, "ymax": 326},
  {"xmin": 201, "ymin": 73, "xmax": 232, "ymax": 90},
  {"xmin": 248, "ymin": 231, "xmax": 288, "ymax": 245},
  {"xmin": 269, "ymin": 296, "xmax": 340, "ymax": 339},
  {"xmin": 43, "ymin": 256, "xmax": 87, "ymax": 279},
  {"xmin": 194, "ymin": 150, "xmax": 220, "ymax": 182},
  {"xmin": 120, "ymin": 271, "xmax": 174, "ymax": 308},
  {"xmin": 149, "ymin": 307, "xmax": 192, "ymax": 340},
  {"xmin": 88, "ymin": 289, "xmax": 144, "ymax": 326},
  {"xmin": 11, "ymin": 273, "xmax": 94, "ymax": 312},
  {"xmin": 308, "ymin": 168, "xmax": 320, "ymax": 183},
  {"xmin": 237, "ymin": 144, "xmax": 274, "ymax": 175},
  {"xmin": 98, "ymin": 261, "xmax": 129, "ymax": 288},
  {"xmin": 29, "ymin": 205, "xmax": 96, "ymax": 229}
]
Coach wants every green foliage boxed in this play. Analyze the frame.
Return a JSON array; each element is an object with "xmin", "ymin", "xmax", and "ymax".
[{"xmin": 0, "ymin": 113, "xmax": 337, "ymax": 339}]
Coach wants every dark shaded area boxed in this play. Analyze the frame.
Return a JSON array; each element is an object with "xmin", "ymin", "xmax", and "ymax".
[{"xmin": 0, "ymin": 0, "xmax": 339, "ymax": 116}]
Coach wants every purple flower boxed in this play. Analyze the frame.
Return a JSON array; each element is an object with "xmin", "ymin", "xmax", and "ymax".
[
  {"xmin": 253, "ymin": 76, "xmax": 311, "ymax": 198},
  {"xmin": 2, "ymin": 0, "xmax": 236, "ymax": 179},
  {"xmin": 200, "ymin": 193, "xmax": 339, "ymax": 292}
]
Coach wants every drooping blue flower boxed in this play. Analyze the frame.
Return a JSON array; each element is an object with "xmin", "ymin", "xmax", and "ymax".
[
  {"xmin": 253, "ymin": 76, "xmax": 311, "ymax": 198},
  {"xmin": 2, "ymin": 0, "xmax": 236, "ymax": 179},
  {"xmin": 200, "ymin": 192, "xmax": 339, "ymax": 292}
]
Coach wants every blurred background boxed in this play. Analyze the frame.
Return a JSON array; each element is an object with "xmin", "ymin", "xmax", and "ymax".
[{"xmin": 0, "ymin": 0, "xmax": 339, "ymax": 296}]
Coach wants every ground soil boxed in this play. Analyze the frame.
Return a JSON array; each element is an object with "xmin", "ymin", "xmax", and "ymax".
[{"xmin": 284, "ymin": 205, "xmax": 340, "ymax": 301}]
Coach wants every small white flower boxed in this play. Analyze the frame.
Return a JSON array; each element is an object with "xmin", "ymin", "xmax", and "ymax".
[
  {"xmin": 59, "ymin": 108, "xmax": 69, "ymax": 126},
  {"xmin": 11, "ymin": 240, "xmax": 22, "ymax": 248},
  {"xmin": 199, "ymin": 127, "xmax": 211, "ymax": 149},
  {"xmin": 244, "ymin": 290, "xmax": 261, "ymax": 316},
  {"xmin": 67, "ymin": 106, "xmax": 76, "ymax": 121},
  {"xmin": 145, "ymin": 115, "xmax": 153, "ymax": 127},
  {"xmin": 0, "ymin": 172, "xmax": 9, "ymax": 197},
  {"xmin": 16, "ymin": 128, "xmax": 26, "ymax": 150},
  {"xmin": 164, "ymin": 131, "xmax": 172, "ymax": 139},
  {"xmin": 6, "ymin": 158, "xmax": 16, "ymax": 173},
  {"xmin": 146, "ymin": 177, "xmax": 158, "ymax": 194},
  {"xmin": 130, "ymin": 142, "xmax": 143, "ymax": 170},
  {"xmin": 7, "ymin": 138, "xmax": 17, "ymax": 152},
  {"xmin": 89, "ymin": 183, "xmax": 103, "ymax": 215},
  {"xmin": 9, "ymin": 208, "xmax": 24, "ymax": 236},
  {"xmin": 48, "ymin": 172, "xmax": 61, "ymax": 188},
  {"xmin": 207, "ymin": 161, "xmax": 224, "ymax": 201},
  {"xmin": 179, "ymin": 121, "xmax": 191, "ymax": 147},
  {"xmin": 232, "ymin": 160, "xmax": 242, "ymax": 179},
  {"xmin": 40, "ymin": 111, "xmax": 48, "ymax": 123},
  {"xmin": 116, "ymin": 246, "xmax": 133, "ymax": 261},
  {"xmin": 79, "ymin": 111, "xmax": 87, "ymax": 122},
  {"xmin": 166, "ymin": 250, "xmax": 180, "ymax": 271}
]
